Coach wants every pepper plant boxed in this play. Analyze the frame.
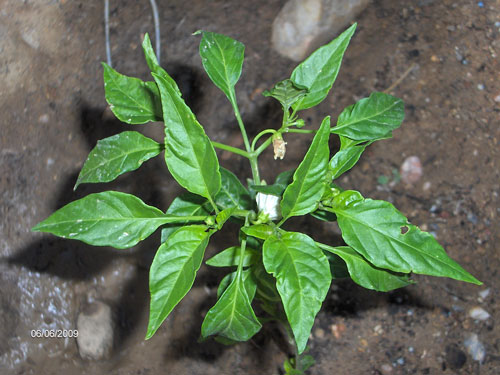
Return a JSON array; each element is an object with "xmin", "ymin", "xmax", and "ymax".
[{"xmin": 33, "ymin": 24, "xmax": 480, "ymax": 374}]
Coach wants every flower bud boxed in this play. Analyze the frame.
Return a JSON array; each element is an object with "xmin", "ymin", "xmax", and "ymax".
[{"xmin": 272, "ymin": 134, "xmax": 287, "ymax": 160}]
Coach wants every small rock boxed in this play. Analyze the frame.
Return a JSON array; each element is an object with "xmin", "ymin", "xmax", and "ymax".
[
  {"xmin": 494, "ymin": 93, "xmax": 500, "ymax": 103},
  {"xmin": 38, "ymin": 114, "xmax": 49, "ymax": 123},
  {"xmin": 478, "ymin": 288, "xmax": 490, "ymax": 299},
  {"xmin": 330, "ymin": 323, "xmax": 346, "ymax": 339},
  {"xmin": 396, "ymin": 357, "xmax": 405, "ymax": 365},
  {"xmin": 380, "ymin": 363, "xmax": 393, "ymax": 375},
  {"xmin": 271, "ymin": 0, "xmax": 370, "ymax": 61},
  {"xmin": 373, "ymin": 324, "xmax": 384, "ymax": 335},
  {"xmin": 400, "ymin": 156, "xmax": 423, "ymax": 185},
  {"xmin": 464, "ymin": 333, "xmax": 486, "ymax": 362},
  {"xmin": 468, "ymin": 306, "xmax": 490, "ymax": 321},
  {"xmin": 314, "ymin": 327, "xmax": 325, "ymax": 339},
  {"xmin": 77, "ymin": 301, "xmax": 114, "ymax": 360},
  {"xmin": 430, "ymin": 55, "xmax": 439, "ymax": 62},
  {"xmin": 477, "ymin": 83, "xmax": 485, "ymax": 91},
  {"xmin": 445, "ymin": 344, "xmax": 467, "ymax": 370}
]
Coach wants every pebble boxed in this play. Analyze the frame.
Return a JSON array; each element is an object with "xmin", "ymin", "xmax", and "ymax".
[
  {"xmin": 464, "ymin": 333, "xmax": 486, "ymax": 362},
  {"xmin": 314, "ymin": 327, "xmax": 325, "ymax": 339},
  {"xmin": 271, "ymin": 0, "xmax": 370, "ymax": 61},
  {"xmin": 373, "ymin": 324, "xmax": 384, "ymax": 335},
  {"xmin": 477, "ymin": 83, "xmax": 485, "ymax": 91},
  {"xmin": 38, "ymin": 114, "xmax": 49, "ymax": 123},
  {"xmin": 380, "ymin": 363, "xmax": 393, "ymax": 374},
  {"xmin": 468, "ymin": 306, "xmax": 490, "ymax": 321},
  {"xmin": 76, "ymin": 301, "xmax": 114, "ymax": 360},
  {"xmin": 494, "ymin": 93, "xmax": 500, "ymax": 103},
  {"xmin": 478, "ymin": 288, "xmax": 490, "ymax": 299},
  {"xmin": 400, "ymin": 156, "xmax": 423, "ymax": 185}
]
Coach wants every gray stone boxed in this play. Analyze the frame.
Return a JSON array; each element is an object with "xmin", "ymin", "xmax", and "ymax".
[
  {"xmin": 76, "ymin": 301, "xmax": 114, "ymax": 360},
  {"xmin": 272, "ymin": 0, "xmax": 370, "ymax": 61}
]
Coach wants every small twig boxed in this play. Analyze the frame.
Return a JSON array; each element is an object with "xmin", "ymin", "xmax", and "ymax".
[
  {"xmin": 148, "ymin": 0, "xmax": 161, "ymax": 63},
  {"xmin": 104, "ymin": 0, "xmax": 112, "ymax": 67},
  {"xmin": 383, "ymin": 63, "xmax": 417, "ymax": 93}
]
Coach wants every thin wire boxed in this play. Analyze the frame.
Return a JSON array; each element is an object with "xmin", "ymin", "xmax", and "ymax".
[
  {"xmin": 148, "ymin": 0, "xmax": 161, "ymax": 63},
  {"xmin": 104, "ymin": 0, "xmax": 112, "ymax": 67}
]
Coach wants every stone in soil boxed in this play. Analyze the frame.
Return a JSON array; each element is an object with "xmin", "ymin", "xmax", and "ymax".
[
  {"xmin": 271, "ymin": 0, "xmax": 370, "ymax": 61},
  {"xmin": 463, "ymin": 333, "xmax": 486, "ymax": 363},
  {"xmin": 468, "ymin": 306, "xmax": 490, "ymax": 321},
  {"xmin": 400, "ymin": 156, "xmax": 423, "ymax": 185},
  {"xmin": 76, "ymin": 301, "xmax": 114, "ymax": 360}
]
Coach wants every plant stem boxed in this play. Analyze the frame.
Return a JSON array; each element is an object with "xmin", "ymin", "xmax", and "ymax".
[
  {"xmin": 211, "ymin": 141, "xmax": 250, "ymax": 158},
  {"xmin": 249, "ymin": 156, "xmax": 261, "ymax": 185},
  {"xmin": 254, "ymin": 135, "xmax": 274, "ymax": 156},
  {"xmin": 286, "ymin": 128, "xmax": 316, "ymax": 134},
  {"xmin": 251, "ymin": 129, "xmax": 276, "ymax": 151},
  {"xmin": 165, "ymin": 215, "xmax": 210, "ymax": 222},
  {"xmin": 230, "ymin": 92, "xmax": 251, "ymax": 153}
]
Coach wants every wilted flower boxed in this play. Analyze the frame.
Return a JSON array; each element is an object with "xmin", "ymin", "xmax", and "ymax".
[
  {"xmin": 256, "ymin": 192, "xmax": 281, "ymax": 221},
  {"xmin": 273, "ymin": 134, "xmax": 287, "ymax": 160}
]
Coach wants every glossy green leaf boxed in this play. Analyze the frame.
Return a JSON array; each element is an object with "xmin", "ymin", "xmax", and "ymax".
[
  {"xmin": 216, "ymin": 268, "xmax": 257, "ymax": 300},
  {"xmin": 147, "ymin": 225, "xmax": 212, "ymax": 339},
  {"xmin": 330, "ymin": 190, "xmax": 481, "ymax": 284},
  {"xmin": 197, "ymin": 31, "xmax": 245, "ymax": 101},
  {"xmin": 263, "ymin": 232, "xmax": 331, "ymax": 353},
  {"xmin": 251, "ymin": 170, "xmax": 294, "ymax": 197},
  {"xmin": 241, "ymin": 224, "xmax": 275, "ymax": 240},
  {"xmin": 281, "ymin": 117, "xmax": 330, "ymax": 219},
  {"xmin": 206, "ymin": 246, "xmax": 259, "ymax": 268},
  {"xmin": 102, "ymin": 63, "xmax": 162, "ymax": 124},
  {"xmin": 325, "ymin": 246, "xmax": 413, "ymax": 291},
  {"xmin": 33, "ymin": 191, "xmax": 184, "ymax": 249},
  {"xmin": 160, "ymin": 193, "xmax": 211, "ymax": 243},
  {"xmin": 329, "ymin": 138, "xmax": 367, "ymax": 180},
  {"xmin": 215, "ymin": 167, "xmax": 252, "ymax": 210},
  {"xmin": 142, "ymin": 33, "xmax": 181, "ymax": 96},
  {"xmin": 216, "ymin": 207, "xmax": 236, "ymax": 228},
  {"xmin": 74, "ymin": 131, "xmax": 162, "ymax": 189},
  {"xmin": 331, "ymin": 92, "xmax": 404, "ymax": 141},
  {"xmin": 153, "ymin": 73, "xmax": 221, "ymax": 202},
  {"xmin": 201, "ymin": 268, "xmax": 261, "ymax": 342},
  {"xmin": 263, "ymin": 79, "xmax": 308, "ymax": 111},
  {"xmin": 291, "ymin": 23, "xmax": 356, "ymax": 110}
]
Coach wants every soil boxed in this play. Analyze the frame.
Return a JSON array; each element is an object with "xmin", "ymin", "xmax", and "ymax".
[{"xmin": 1, "ymin": 0, "xmax": 499, "ymax": 374}]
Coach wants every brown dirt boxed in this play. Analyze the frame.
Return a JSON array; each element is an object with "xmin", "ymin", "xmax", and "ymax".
[{"xmin": 1, "ymin": 0, "xmax": 499, "ymax": 374}]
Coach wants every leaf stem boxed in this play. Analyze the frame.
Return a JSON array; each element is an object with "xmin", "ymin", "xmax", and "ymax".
[
  {"xmin": 286, "ymin": 128, "xmax": 316, "ymax": 134},
  {"xmin": 251, "ymin": 129, "xmax": 276, "ymax": 151},
  {"xmin": 230, "ymin": 91, "xmax": 251, "ymax": 153},
  {"xmin": 211, "ymin": 141, "xmax": 250, "ymax": 158}
]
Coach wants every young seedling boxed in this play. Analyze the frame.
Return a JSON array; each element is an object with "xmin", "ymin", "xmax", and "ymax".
[{"xmin": 33, "ymin": 24, "xmax": 480, "ymax": 374}]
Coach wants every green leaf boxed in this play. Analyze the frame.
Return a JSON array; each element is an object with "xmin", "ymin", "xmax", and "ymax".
[
  {"xmin": 197, "ymin": 31, "xmax": 245, "ymax": 101},
  {"xmin": 201, "ymin": 268, "xmax": 261, "ymax": 342},
  {"xmin": 330, "ymin": 190, "xmax": 481, "ymax": 284},
  {"xmin": 263, "ymin": 79, "xmax": 308, "ymax": 111},
  {"xmin": 325, "ymin": 246, "xmax": 413, "ymax": 291},
  {"xmin": 147, "ymin": 225, "xmax": 212, "ymax": 339},
  {"xmin": 102, "ymin": 63, "xmax": 162, "ymax": 124},
  {"xmin": 142, "ymin": 33, "xmax": 181, "ymax": 96},
  {"xmin": 331, "ymin": 92, "xmax": 405, "ymax": 141},
  {"xmin": 206, "ymin": 246, "xmax": 259, "ymax": 268},
  {"xmin": 153, "ymin": 73, "xmax": 221, "ymax": 202},
  {"xmin": 281, "ymin": 116, "xmax": 330, "ymax": 219},
  {"xmin": 291, "ymin": 23, "xmax": 356, "ymax": 110},
  {"xmin": 216, "ymin": 268, "xmax": 257, "ymax": 300},
  {"xmin": 33, "ymin": 191, "xmax": 182, "ymax": 249},
  {"xmin": 215, "ymin": 167, "xmax": 252, "ymax": 210},
  {"xmin": 251, "ymin": 170, "xmax": 294, "ymax": 196},
  {"xmin": 263, "ymin": 232, "xmax": 331, "ymax": 353},
  {"xmin": 252, "ymin": 262, "xmax": 281, "ymax": 302},
  {"xmin": 216, "ymin": 207, "xmax": 236, "ymax": 228},
  {"xmin": 74, "ymin": 131, "xmax": 162, "ymax": 189},
  {"xmin": 241, "ymin": 224, "xmax": 275, "ymax": 240},
  {"xmin": 329, "ymin": 138, "xmax": 368, "ymax": 180},
  {"xmin": 160, "ymin": 193, "xmax": 211, "ymax": 243}
]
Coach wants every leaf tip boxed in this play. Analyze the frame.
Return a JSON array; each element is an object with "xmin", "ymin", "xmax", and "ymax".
[{"xmin": 192, "ymin": 30, "xmax": 203, "ymax": 36}]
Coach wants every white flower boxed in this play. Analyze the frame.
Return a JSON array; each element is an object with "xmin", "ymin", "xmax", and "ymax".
[{"xmin": 256, "ymin": 192, "xmax": 281, "ymax": 221}]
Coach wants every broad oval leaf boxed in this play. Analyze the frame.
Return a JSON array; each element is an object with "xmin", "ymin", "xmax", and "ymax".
[
  {"xmin": 263, "ymin": 232, "xmax": 331, "ymax": 353},
  {"xmin": 281, "ymin": 116, "xmax": 330, "ymax": 219},
  {"xmin": 153, "ymin": 73, "xmax": 221, "ymax": 202},
  {"xmin": 147, "ymin": 225, "xmax": 212, "ymax": 339},
  {"xmin": 102, "ymin": 63, "xmax": 162, "ymax": 124},
  {"xmin": 331, "ymin": 92, "xmax": 404, "ymax": 141},
  {"xmin": 216, "ymin": 207, "xmax": 236, "ymax": 228},
  {"xmin": 331, "ymin": 190, "xmax": 481, "ymax": 284},
  {"xmin": 160, "ymin": 193, "xmax": 211, "ymax": 243},
  {"xmin": 197, "ymin": 31, "xmax": 245, "ymax": 101},
  {"xmin": 251, "ymin": 170, "xmax": 294, "ymax": 197},
  {"xmin": 325, "ymin": 246, "xmax": 413, "ymax": 291},
  {"xmin": 201, "ymin": 268, "xmax": 261, "ymax": 342},
  {"xmin": 75, "ymin": 131, "xmax": 162, "ymax": 189},
  {"xmin": 291, "ymin": 23, "xmax": 356, "ymax": 110},
  {"xmin": 216, "ymin": 268, "xmax": 257, "ymax": 299},
  {"xmin": 263, "ymin": 79, "xmax": 308, "ymax": 111},
  {"xmin": 206, "ymin": 246, "xmax": 259, "ymax": 268},
  {"xmin": 215, "ymin": 167, "xmax": 252, "ymax": 210},
  {"xmin": 32, "ymin": 191, "xmax": 183, "ymax": 249}
]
